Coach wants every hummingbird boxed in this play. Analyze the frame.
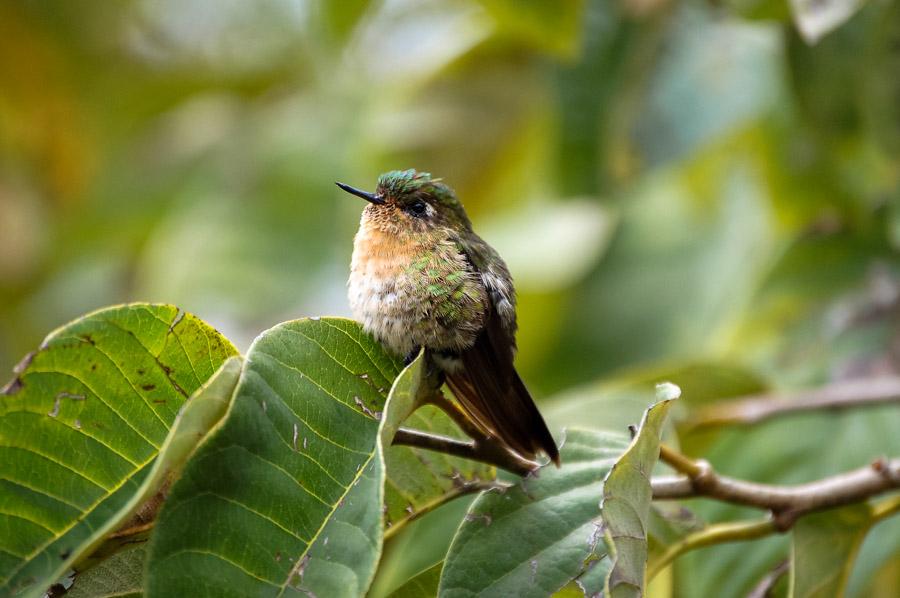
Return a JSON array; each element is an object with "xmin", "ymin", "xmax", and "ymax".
[{"xmin": 338, "ymin": 169, "xmax": 559, "ymax": 465}]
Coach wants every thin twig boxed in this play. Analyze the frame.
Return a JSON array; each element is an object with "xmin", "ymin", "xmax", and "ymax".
[
  {"xmin": 393, "ymin": 428, "xmax": 477, "ymax": 460},
  {"xmin": 654, "ymin": 444, "xmax": 900, "ymax": 529},
  {"xmin": 393, "ymin": 427, "xmax": 537, "ymax": 476},
  {"xmin": 686, "ymin": 376, "xmax": 900, "ymax": 430},
  {"xmin": 647, "ymin": 518, "xmax": 776, "ymax": 580},
  {"xmin": 107, "ymin": 521, "xmax": 155, "ymax": 539},
  {"xmin": 408, "ymin": 380, "xmax": 541, "ymax": 476}
]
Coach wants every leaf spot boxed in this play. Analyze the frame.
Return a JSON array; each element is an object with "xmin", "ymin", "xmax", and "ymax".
[
  {"xmin": 588, "ymin": 521, "xmax": 605, "ymax": 550},
  {"xmin": 1, "ymin": 377, "xmax": 23, "ymax": 395},
  {"xmin": 13, "ymin": 350, "xmax": 37, "ymax": 375},
  {"xmin": 353, "ymin": 395, "xmax": 378, "ymax": 419},
  {"xmin": 289, "ymin": 554, "xmax": 311, "ymax": 588},
  {"xmin": 167, "ymin": 308, "xmax": 185, "ymax": 335},
  {"xmin": 465, "ymin": 512, "xmax": 492, "ymax": 526},
  {"xmin": 48, "ymin": 392, "xmax": 86, "ymax": 417}
]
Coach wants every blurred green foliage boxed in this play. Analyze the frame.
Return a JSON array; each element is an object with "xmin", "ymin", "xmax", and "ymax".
[{"xmin": 1, "ymin": 0, "xmax": 899, "ymax": 596}]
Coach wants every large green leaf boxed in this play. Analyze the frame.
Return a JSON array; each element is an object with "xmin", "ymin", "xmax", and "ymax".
[
  {"xmin": 438, "ymin": 429, "xmax": 631, "ymax": 597},
  {"xmin": 601, "ymin": 385, "xmax": 678, "ymax": 597},
  {"xmin": 145, "ymin": 318, "xmax": 398, "ymax": 597},
  {"xmin": 63, "ymin": 356, "xmax": 242, "ymax": 596},
  {"xmin": 0, "ymin": 304, "xmax": 237, "ymax": 596}
]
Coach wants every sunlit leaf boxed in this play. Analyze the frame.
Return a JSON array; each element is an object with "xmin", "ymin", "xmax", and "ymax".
[
  {"xmin": 0, "ymin": 304, "xmax": 237, "ymax": 596},
  {"xmin": 68, "ymin": 356, "xmax": 240, "ymax": 591}
]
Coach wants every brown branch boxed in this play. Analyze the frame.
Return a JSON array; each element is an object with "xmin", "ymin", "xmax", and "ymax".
[
  {"xmin": 393, "ymin": 427, "xmax": 537, "ymax": 476},
  {"xmin": 400, "ymin": 381, "xmax": 541, "ymax": 477},
  {"xmin": 648, "ymin": 475, "xmax": 693, "ymax": 499},
  {"xmin": 654, "ymin": 444, "xmax": 900, "ymax": 529},
  {"xmin": 686, "ymin": 376, "xmax": 900, "ymax": 430}
]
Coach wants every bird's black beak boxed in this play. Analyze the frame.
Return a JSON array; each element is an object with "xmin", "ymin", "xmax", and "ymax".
[{"xmin": 336, "ymin": 182, "xmax": 384, "ymax": 205}]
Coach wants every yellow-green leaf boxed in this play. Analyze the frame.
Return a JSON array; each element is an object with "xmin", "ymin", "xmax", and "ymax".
[{"xmin": 0, "ymin": 304, "xmax": 237, "ymax": 596}]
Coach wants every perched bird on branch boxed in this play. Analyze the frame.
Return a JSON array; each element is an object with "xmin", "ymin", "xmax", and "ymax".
[{"xmin": 339, "ymin": 169, "xmax": 559, "ymax": 465}]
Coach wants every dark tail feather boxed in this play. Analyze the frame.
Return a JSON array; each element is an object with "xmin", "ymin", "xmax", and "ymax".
[{"xmin": 445, "ymin": 331, "xmax": 560, "ymax": 466}]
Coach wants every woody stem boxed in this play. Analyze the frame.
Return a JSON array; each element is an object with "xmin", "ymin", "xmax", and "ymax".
[{"xmin": 393, "ymin": 428, "xmax": 536, "ymax": 476}]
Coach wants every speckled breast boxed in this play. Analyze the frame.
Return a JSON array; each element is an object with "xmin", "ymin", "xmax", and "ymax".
[{"xmin": 348, "ymin": 226, "xmax": 487, "ymax": 357}]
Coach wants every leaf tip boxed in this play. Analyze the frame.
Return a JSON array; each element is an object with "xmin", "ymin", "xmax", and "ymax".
[{"xmin": 654, "ymin": 382, "xmax": 681, "ymax": 402}]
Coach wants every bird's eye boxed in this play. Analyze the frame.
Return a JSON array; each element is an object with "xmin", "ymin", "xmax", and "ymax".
[{"xmin": 407, "ymin": 200, "xmax": 428, "ymax": 217}]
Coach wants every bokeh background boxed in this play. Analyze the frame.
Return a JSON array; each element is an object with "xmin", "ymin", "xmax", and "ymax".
[{"xmin": 1, "ymin": 1, "xmax": 899, "ymax": 595}]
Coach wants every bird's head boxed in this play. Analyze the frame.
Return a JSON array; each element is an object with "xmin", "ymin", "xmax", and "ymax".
[{"xmin": 337, "ymin": 169, "xmax": 471, "ymax": 235}]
